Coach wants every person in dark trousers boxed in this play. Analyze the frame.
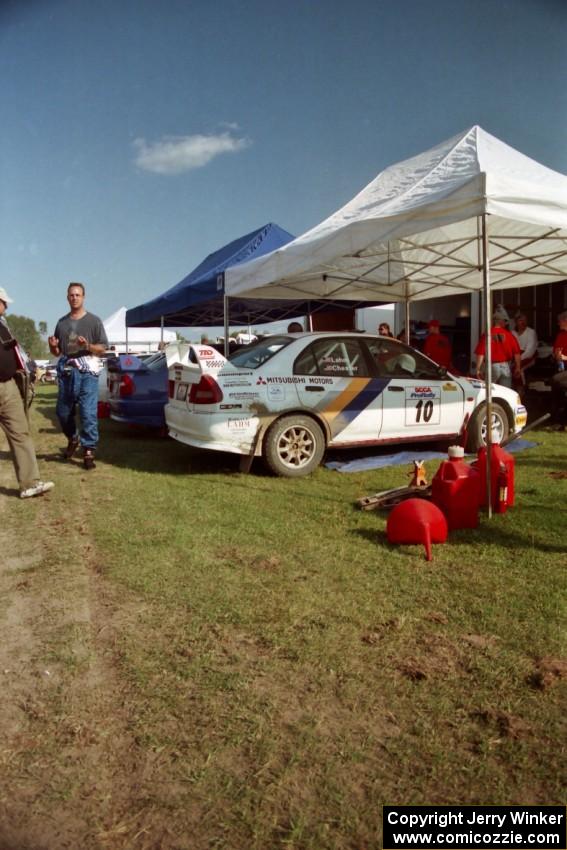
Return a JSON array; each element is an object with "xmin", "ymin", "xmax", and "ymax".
[
  {"xmin": 551, "ymin": 310, "xmax": 567, "ymax": 430},
  {"xmin": 0, "ymin": 287, "xmax": 54, "ymax": 498},
  {"xmin": 48, "ymin": 282, "xmax": 108, "ymax": 470}
]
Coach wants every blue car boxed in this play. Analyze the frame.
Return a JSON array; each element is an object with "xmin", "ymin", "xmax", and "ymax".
[{"xmin": 107, "ymin": 352, "xmax": 168, "ymax": 429}]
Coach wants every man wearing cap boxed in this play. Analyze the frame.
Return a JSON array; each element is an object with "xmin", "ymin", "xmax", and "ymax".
[
  {"xmin": 474, "ymin": 314, "xmax": 521, "ymax": 388},
  {"xmin": 423, "ymin": 320, "xmax": 452, "ymax": 369},
  {"xmin": 0, "ymin": 287, "xmax": 54, "ymax": 498},
  {"xmin": 48, "ymin": 282, "xmax": 108, "ymax": 470}
]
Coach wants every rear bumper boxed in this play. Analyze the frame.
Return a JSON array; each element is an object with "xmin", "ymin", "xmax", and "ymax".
[{"xmin": 165, "ymin": 403, "xmax": 259, "ymax": 455}]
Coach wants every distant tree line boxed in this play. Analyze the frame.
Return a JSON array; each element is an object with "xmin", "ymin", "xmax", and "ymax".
[{"xmin": 7, "ymin": 314, "xmax": 49, "ymax": 358}]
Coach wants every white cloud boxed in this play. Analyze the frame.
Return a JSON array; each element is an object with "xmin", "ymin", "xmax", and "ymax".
[{"xmin": 133, "ymin": 131, "xmax": 251, "ymax": 175}]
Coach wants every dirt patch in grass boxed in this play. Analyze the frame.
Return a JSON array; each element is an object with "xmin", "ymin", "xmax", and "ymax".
[{"xmin": 527, "ymin": 657, "xmax": 567, "ymax": 690}]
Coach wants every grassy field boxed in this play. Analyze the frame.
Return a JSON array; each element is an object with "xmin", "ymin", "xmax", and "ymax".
[{"xmin": 0, "ymin": 385, "xmax": 565, "ymax": 850}]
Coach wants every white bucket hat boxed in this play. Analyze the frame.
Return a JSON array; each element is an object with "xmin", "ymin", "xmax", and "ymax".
[{"xmin": 0, "ymin": 287, "xmax": 14, "ymax": 305}]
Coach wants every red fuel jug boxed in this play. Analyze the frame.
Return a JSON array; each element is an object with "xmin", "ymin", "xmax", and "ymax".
[
  {"xmin": 432, "ymin": 445, "xmax": 480, "ymax": 530},
  {"xmin": 477, "ymin": 443, "xmax": 515, "ymax": 510}
]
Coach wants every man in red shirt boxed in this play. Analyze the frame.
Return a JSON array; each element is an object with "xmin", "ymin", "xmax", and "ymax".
[
  {"xmin": 551, "ymin": 310, "xmax": 567, "ymax": 430},
  {"xmin": 475, "ymin": 315, "xmax": 521, "ymax": 388},
  {"xmin": 423, "ymin": 320, "xmax": 452, "ymax": 369}
]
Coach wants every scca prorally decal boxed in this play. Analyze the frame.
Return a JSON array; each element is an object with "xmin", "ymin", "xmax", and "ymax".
[{"xmin": 407, "ymin": 386, "xmax": 438, "ymax": 399}]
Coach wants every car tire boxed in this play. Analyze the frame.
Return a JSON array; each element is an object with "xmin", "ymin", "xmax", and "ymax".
[
  {"xmin": 467, "ymin": 402, "xmax": 510, "ymax": 451},
  {"xmin": 264, "ymin": 415, "xmax": 325, "ymax": 478}
]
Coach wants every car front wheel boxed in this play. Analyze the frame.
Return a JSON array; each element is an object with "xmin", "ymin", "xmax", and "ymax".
[
  {"xmin": 467, "ymin": 402, "xmax": 510, "ymax": 451},
  {"xmin": 264, "ymin": 415, "xmax": 325, "ymax": 477}
]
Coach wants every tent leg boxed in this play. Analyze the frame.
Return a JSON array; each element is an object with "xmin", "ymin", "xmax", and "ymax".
[
  {"xmin": 160, "ymin": 316, "xmax": 164, "ymax": 345},
  {"xmin": 404, "ymin": 293, "xmax": 410, "ymax": 345},
  {"xmin": 224, "ymin": 295, "xmax": 230, "ymax": 358},
  {"xmin": 481, "ymin": 214, "xmax": 493, "ymax": 519}
]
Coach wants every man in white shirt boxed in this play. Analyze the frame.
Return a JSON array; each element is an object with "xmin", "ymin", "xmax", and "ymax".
[{"xmin": 513, "ymin": 313, "xmax": 538, "ymax": 391}]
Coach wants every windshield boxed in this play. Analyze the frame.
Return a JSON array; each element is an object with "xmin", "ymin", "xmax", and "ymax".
[{"xmin": 228, "ymin": 336, "xmax": 291, "ymax": 369}]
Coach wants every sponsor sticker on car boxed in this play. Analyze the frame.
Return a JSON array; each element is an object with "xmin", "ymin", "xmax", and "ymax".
[{"xmin": 405, "ymin": 386, "xmax": 441, "ymax": 425}]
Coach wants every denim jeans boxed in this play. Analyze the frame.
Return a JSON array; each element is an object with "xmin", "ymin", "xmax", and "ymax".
[
  {"xmin": 490, "ymin": 362, "xmax": 512, "ymax": 388},
  {"xmin": 56, "ymin": 369, "xmax": 99, "ymax": 449}
]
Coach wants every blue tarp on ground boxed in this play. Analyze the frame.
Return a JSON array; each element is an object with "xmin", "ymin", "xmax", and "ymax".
[
  {"xmin": 126, "ymin": 222, "xmax": 380, "ymax": 328},
  {"xmin": 325, "ymin": 440, "xmax": 538, "ymax": 473}
]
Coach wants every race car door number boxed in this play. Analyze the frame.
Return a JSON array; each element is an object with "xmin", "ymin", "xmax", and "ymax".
[{"xmin": 404, "ymin": 386, "xmax": 441, "ymax": 426}]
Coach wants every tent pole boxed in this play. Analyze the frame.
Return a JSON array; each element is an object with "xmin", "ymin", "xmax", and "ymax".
[
  {"xmin": 223, "ymin": 295, "xmax": 229, "ymax": 357},
  {"xmin": 160, "ymin": 316, "xmax": 164, "ymax": 344},
  {"xmin": 481, "ymin": 213, "xmax": 493, "ymax": 519},
  {"xmin": 404, "ymin": 283, "xmax": 410, "ymax": 344},
  {"xmin": 125, "ymin": 325, "xmax": 128, "ymax": 354},
  {"xmin": 307, "ymin": 302, "xmax": 313, "ymax": 331}
]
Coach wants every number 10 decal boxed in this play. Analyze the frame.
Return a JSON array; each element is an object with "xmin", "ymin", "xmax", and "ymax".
[
  {"xmin": 405, "ymin": 387, "xmax": 441, "ymax": 425},
  {"xmin": 415, "ymin": 398, "xmax": 434, "ymax": 422}
]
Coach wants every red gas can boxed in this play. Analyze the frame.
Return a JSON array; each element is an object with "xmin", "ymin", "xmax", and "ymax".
[
  {"xmin": 432, "ymin": 445, "xmax": 481, "ymax": 530},
  {"xmin": 477, "ymin": 443, "xmax": 515, "ymax": 509}
]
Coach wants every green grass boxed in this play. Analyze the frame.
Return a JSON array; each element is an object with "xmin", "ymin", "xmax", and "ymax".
[{"xmin": 2, "ymin": 385, "xmax": 566, "ymax": 849}]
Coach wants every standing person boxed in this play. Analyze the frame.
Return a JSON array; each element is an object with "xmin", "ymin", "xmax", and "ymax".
[
  {"xmin": 0, "ymin": 287, "xmax": 54, "ymax": 498},
  {"xmin": 48, "ymin": 282, "xmax": 108, "ymax": 470},
  {"xmin": 474, "ymin": 314, "xmax": 521, "ymax": 388},
  {"xmin": 423, "ymin": 320, "xmax": 452, "ymax": 369},
  {"xmin": 513, "ymin": 313, "xmax": 538, "ymax": 384},
  {"xmin": 551, "ymin": 310, "xmax": 567, "ymax": 430},
  {"xmin": 378, "ymin": 322, "xmax": 395, "ymax": 338}
]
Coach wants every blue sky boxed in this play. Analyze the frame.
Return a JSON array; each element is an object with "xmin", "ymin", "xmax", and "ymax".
[{"xmin": 1, "ymin": 0, "xmax": 566, "ymax": 337}]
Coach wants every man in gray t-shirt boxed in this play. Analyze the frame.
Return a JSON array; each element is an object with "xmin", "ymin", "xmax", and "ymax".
[{"xmin": 48, "ymin": 282, "xmax": 108, "ymax": 470}]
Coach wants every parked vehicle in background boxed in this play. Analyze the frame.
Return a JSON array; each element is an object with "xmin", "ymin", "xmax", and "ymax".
[
  {"xmin": 40, "ymin": 362, "xmax": 59, "ymax": 383},
  {"xmin": 164, "ymin": 333, "xmax": 527, "ymax": 477},
  {"xmin": 107, "ymin": 352, "xmax": 168, "ymax": 429}
]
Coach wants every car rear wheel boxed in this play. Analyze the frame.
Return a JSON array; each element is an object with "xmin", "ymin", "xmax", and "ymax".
[
  {"xmin": 264, "ymin": 415, "xmax": 325, "ymax": 477},
  {"xmin": 467, "ymin": 402, "xmax": 509, "ymax": 451}
]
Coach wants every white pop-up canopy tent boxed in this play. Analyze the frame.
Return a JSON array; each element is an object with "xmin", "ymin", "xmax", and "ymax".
[
  {"xmin": 225, "ymin": 126, "xmax": 567, "ymax": 513},
  {"xmin": 104, "ymin": 307, "xmax": 176, "ymax": 352},
  {"xmin": 225, "ymin": 126, "xmax": 567, "ymax": 305}
]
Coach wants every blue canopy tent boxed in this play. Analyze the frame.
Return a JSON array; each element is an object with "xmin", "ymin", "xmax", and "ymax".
[{"xmin": 126, "ymin": 222, "xmax": 375, "ymax": 331}]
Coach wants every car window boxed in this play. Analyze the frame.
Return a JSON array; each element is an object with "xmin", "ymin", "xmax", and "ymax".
[
  {"xmin": 228, "ymin": 336, "xmax": 291, "ymax": 369},
  {"xmin": 366, "ymin": 338, "xmax": 443, "ymax": 379},
  {"xmin": 294, "ymin": 338, "xmax": 371, "ymax": 377},
  {"xmin": 144, "ymin": 353, "xmax": 166, "ymax": 370}
]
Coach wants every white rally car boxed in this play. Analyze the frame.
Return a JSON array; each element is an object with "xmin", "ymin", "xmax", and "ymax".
[{"xmin": 164, "ymin": 333, "xmax": 527, "ymax": 477}]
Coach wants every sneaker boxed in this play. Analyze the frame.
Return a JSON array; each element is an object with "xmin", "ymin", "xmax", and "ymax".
[
  {"xmin": 63, "ymin": 435, "xmax": 80, "ymax": 459},
  {"xmin": 20, "ymin": 481, "xmax": 55, "ymax": 499},
  {"xmin": 83, "ymin": 449, "xmax": 96, "ymax": 470}
]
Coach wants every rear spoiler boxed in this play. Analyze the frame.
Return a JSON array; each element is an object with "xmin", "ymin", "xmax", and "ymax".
[{"xmin": 165, "ymin": 342, "xmax": 227, "ymax": 384}]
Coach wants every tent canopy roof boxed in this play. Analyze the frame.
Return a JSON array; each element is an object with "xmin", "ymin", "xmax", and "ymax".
[
  {"xmin": 225, "ymin": 126, "xmax": 567, "ymax": 304},
  {"xmin": 104, "ymin": 306, "xmax": 176, "ymax": 342},
  {"xmin": 126, "ymin": 222, "xmax": 305, "ymax": 328}
]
